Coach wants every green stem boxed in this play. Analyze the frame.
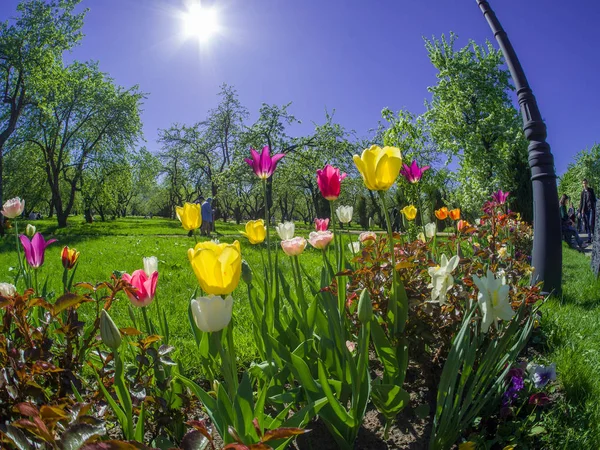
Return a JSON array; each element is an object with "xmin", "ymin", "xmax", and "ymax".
[
  {"xmin": 263, "ymin": 179, "xmax": 273, "ymax": 283},
  {"xmin": 141, "ymin": 306, "xmax": 151, "ymax": 335},
  {"xmin": 34, "ymin": 268, "xmax": 39, "ymax": 297},
  {"xmin": 14, "ymin": 220, "xmax": 25, "ymax": 286},
  {"xmin": 329, "ymin": 201, "xmax": 340, "ymax": 272}
]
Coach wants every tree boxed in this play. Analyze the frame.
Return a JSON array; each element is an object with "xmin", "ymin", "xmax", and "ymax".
[
  {"xmin": 558, "ymin": 143, "xmax": 600, "ymax": 209},
  {"xmin": 0, "ymin": 0, "xmax": 85, "ymax": 223},
  {"xmin": 24, "ymin": 61, "xmax": 143, "ymax": 227},
  {"xmin": 423, "ymin": 33, "xmax": 532, "ymax": 220}
]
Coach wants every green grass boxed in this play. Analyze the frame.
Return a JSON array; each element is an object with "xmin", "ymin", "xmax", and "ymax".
[
  {"xmin": 538, "ymin": 244, "xmax": 600, "ymax": 448},
  {"xmin": 0, "ymin": 216, "xmax": 360, "ymax": 374}
]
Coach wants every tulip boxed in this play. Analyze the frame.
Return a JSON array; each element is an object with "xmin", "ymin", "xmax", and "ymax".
[
  {"xmin": 427, "ymin": 254, "xmax": 459, "ymax": 305},
  {"xmin": 281, "ymin": 236, "xmax": 307, "ymax": 256},
  {"xmin": 359, "ymin": 231, "xmax": 377, "ymax": 246},
  {"xmin": 424, "ymin": 222, "xmax": 436, "ymax": 239},
  {"xmin": 492, "ymin": 189, "xmax": 510, "ymax": 205},
  {"xmin": 25, "ymin": 224, "xmax": 36, "ymax": 237},
  {"xmin": 348, "ymin": 241, "xmax": 361, "ymax": 253},
  {"xmin": 0, "ymin": 282, "xmax": 16, "ymax": 297},
  {"xmin": 176, "ymin": 202, "xmax": 202, "ymax": 231},
  {"xmin": 275, "ymin": 221, "xmax": 295, "ymax": 240},
  {"xmin": 316, "ymin": 164, "xmax": 347, "ymax": 200},
  {"xmin": 100, "ymin": 310, "xmax": 122, "ymax": 350},
  {"xmin": 458, "ymin": 443, "xmax": 476, "ymax": 450},
  {"xmin": 143, "ymin": 256, "xmax": 158, "ymax": 277},
  {"xmin": 308, "ymin": 231, "xmax": 334, "ymax": 249},
  {"xmin": 190, "ymin": 294, "xmax": 234, "ymax": 333},
  {"xmin": 20, "ymin": 233, "xmax": 57, "ymax": 269},
  {"xmin": 1, "ymin": 197, "xmax": 25, "ymax": 219},
  {"xmin": 353, "ymin": 145, "xmax": 403, "ymax": 191},
  {"xmin": 336, "ymin": 205, "xmax": 353, "ymax": 224},
  {"xmin": 449, "ymin": 208, "xmax": 461, "ymax": 221},
  {"xmin": 122, "ymin": 269, "xmax": 159, "ymax": 307},
  {"xmin": 314, "ymin": 218, "xmax": 329, "ymax": 231},
  {"xmin": 241, "ymin": 219, "xmax": 266, "ymax": 244},
  {"xmin": 434, "ymin": 207, "xmax": 449, "ymax": 220},
  {"xmin": 244, "ymin": 146, "xmax": 285, "ymax": 179},
  {"xmin": 400, "ymin": 160, "xmax": 430, "ymax": 183},
  {"xmin": 457, "ymin": 220, "xmax": 471, "ymax": 232},
  {"xmin": 472, "ymin": 270, "xmax": 514, "ymax": 333},
  {"xmin": 417, "ymin": 232, "xmax": 426, "ymax": 243},
  {"xmin": 400, "ymin": 205, "xmax": 417, "ymax": 221},
  {"xmin": 188, "ymin": 240, "xmax": 242, "ymax": 296},
  {"xmin": 61, "ymin": 246, "xmax": 80, "ymax": 269}
]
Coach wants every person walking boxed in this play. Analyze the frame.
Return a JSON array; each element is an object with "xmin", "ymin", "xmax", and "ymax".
[
  {"xmin": 201, "ymin": 197, "xmax": 213, "ymax": 237},
  {"xmin": 561, "ymin": 194, "xmax": 586, "ymax": 251},
  {"xmin": 579, "ymin": 178, "xmax": 596, "ymax": 244}
]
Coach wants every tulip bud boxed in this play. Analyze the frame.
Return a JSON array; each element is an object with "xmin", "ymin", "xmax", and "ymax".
[
  {"xmin": 241, "ymin": 260, "xmax": 253, "ymax": 285},
  {"xmin": 61, "ymin": 246, "xmax": 80, "ymax": 270},
  {"xmin": 0, "ymin": 282, "xmax": 17, "ymax": 297},
  {"xmin": 357, "ymin": 288, "xmax": 373, "ymax": 323},
  {"xmin": 25, "ymin": 224, "xmax": 36, "ymax": 237},
  {"xmin": 100, "ymin": 310, "xmax": 122, "ymax": 350}
]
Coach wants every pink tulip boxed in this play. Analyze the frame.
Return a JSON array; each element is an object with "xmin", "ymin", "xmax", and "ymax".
[
  {"xmin": 1, "ymin": 197, "xmax": 25, "ymax": 219},
  {"xmin": 244, "ymin": 146, "xmax": 285, "ymax": 179},
  {"xmin": 19, "ymin": 233, "xmax": 57, "ymax": 268},
  {"xmin": 122, "ymin": 269, "xmax": 158, "ymax": 307},
  {"xmin": 314, "ymin": 218, "xmax": 329, "ymax": 231},
  {"xmin": 491, "ymin": 189, "xmax": 510, "ymax": 205},
  {"xmin": 400, "ymin": 160, "xmax": 430, "ymax": 184},
  {"xmin": 308, "ymin": 231, "xmax": 334, "ymax": 250},
  {"xmin": 316, "ymin": 164, "xmax": 347, "ymax": 201},
  {"xmin": 280, "ymin": 237, "xmax": 307, "ymax": 256},
  {"xmin": 359, "ymin": 231, "xmax": 377, "ymax": 246}
]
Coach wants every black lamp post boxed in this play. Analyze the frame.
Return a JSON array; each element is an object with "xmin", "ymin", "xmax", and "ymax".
[{"xmin": 476, "ymin": 0, "xmax": 562, "ymax": 294}]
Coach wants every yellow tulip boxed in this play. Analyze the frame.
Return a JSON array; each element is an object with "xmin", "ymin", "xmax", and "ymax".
[
  {"xmin": 241, "ymin": 219, "xmax": 266, "ymax": 244},
  {"xmin": 188, "ymin": 240, "xmax": 242, "ymax": 295},
  {"xmin": 176, "ymin": 202, "xmax": 201, "ymax": 231},
  {"xmin": 401, "ymin": 205, "xmax": 418, "ymax": 221},
  {"xmin": 353, "ymin": 145, "xmax": 402, "ymax": 191},
  {"xmin": 458, "ymin": 443, "xmax": 476, "ymax": 450}
]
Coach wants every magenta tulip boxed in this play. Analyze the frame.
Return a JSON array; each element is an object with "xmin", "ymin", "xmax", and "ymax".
[
  {"xmin": 492, "ymin": 189, "xmax": 510, "ymax": 205},
  {"xmin": 400, "ymin": 160, "xmax": 430, "ymax": 183},
  {"xmin": 19, "ymin": 233, "xmax": 57, "ymax": 268},
  {"xmin": 316, "ymin": 164, "xmax": 347, "ymax": 201},
  {"xmin": 314, "ymin": 218, "xmax": 329, "ymax": 231},
  {"xmin": 122, "ymin": 269, "xmax": 158, "ymax": 307},
  {"xmin": 244, "ymin": 146, "xmax": 285, "ymax": 179}
]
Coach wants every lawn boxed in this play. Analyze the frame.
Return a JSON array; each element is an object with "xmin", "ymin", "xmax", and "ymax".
[
  {"xmin": 0, "ymin": 216, "xmax": 361, "ymax": 373},
  {"xmin": 537, "ymin": 244, "xmax": 600, "ymax": 447}
]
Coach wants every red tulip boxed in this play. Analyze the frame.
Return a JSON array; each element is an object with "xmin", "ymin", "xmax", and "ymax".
[
  {"xmin": 19, "ymin": 233, "xmax": 57, "ymax": 268},
  {"xmin": 316, "ymin": 164, "xmax": 347, "ymax": 201},
  {"xmin": 244, "ymin": 146, "xmax": 285, "ymax": 179},
  {"xmin": 314, "ymin": 218, "xmax": 329, "ymax": 231},
  {"xmin": 122, "ymin": 269, "xmax": 158, "ymax": 307}
]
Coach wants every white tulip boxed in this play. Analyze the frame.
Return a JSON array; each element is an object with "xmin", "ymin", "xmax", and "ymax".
[
  {"xmin": 424, "ymin": 222, "xmax": 436, "ymax": 239},
  {"xmin": 26, "ymin": 224, "xmax": 36, "ymax": 238},
  {"xmin": 427, "ymin": 254, "xmax": 459, "ymax": 305},
  {"xmin": 348, "ymin": 241, "xmax": 361, "ymax": 253},
  {"xmin": 143, "ymin": 256, "xmax": 158, "ymax": 277},
  {"xmin": 275, "ymin": 221, "xmax": 295, "ymax": 240},
  {"xmin": 0, "ymin": 282, "xmax": 17, "ymax": 297},
  {"xmin": 336, "ymin": 205, "xmax": 353, "ymax": 224},
  {"xmin": 472, "ymin": 270, "xmax": 514, "ymax": 333},
  {"xmin": 190, "ymin": 295, "xmax": 233, "ymax": 333}
]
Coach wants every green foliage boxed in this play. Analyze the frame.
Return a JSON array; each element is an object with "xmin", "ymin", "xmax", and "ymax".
[
  {"xmin": 423, "ymin": 33, "xmax": 532, "ymax": 220},
  {"xmin": 558, "ymin": 143, "xmax": 600, "ymax": 208}
]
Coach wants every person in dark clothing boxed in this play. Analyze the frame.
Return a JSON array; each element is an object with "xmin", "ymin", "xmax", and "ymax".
[
  {"xmin": 579, "ymin": 179, "xmax": 596, "ymax": 243},
  {"xmin": 561, "ymin": 194, "xmax": 586, "ymax": 250},
  {"xmin": 392, "ymin": 207, "xmax": 401, "ymax": 233}
]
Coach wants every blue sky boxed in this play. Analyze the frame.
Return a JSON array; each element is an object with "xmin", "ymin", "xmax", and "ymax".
[{"xmin": 1, "ymin": 0, "xmax": 599, "ymax": 174}]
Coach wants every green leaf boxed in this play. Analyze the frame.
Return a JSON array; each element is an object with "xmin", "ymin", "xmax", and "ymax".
[
  {"xmin": 134, "ymin": 402, "xmax": 145, "ymax": 443},
  {"xmin": 370, "ymin": 384, "xmax": 410, "ymax": 419}
]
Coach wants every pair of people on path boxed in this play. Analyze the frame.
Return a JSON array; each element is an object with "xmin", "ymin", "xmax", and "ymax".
[
  {"xmin": 579, "ymin": 178, "xmax": 596, "ymax": 244},
  {"xmin": 560, "ymin": 194, "xmax": 587, "ymax": 251}
]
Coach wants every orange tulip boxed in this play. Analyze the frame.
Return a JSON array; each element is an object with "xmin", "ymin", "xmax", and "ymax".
[
  {"xmin": 449, "ymin": 208, "xmax": 461, "ymax": 221},
  {"xmin": 435, "ymin": 207, "xmax": 449, "ymax": 220},
  {"xmin": 457, "ymin": 220, "xmax": 471, "ymax": 232}
]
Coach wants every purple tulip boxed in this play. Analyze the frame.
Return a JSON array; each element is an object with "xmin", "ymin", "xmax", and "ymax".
[
  {"xmin": 244, "ymin": 146, "xmax": 285, "ymax": 179},
  {"xmin": 400, "ymin": 160, "xmax": 430, "ymax": 183},
  {"xmin": 19, "ymin": 233, "xmax": 57, "ymax": 268},
  {"xmin": 492, "ymin": 189, "xmax": 510, "ymax": 204}
]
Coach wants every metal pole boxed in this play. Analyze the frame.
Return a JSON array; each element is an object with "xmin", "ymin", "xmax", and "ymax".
[{"xmin": 476, "ymin": 0, "xmax": 562, "ymax": 294}]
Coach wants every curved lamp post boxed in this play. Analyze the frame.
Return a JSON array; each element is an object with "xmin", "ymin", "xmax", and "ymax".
[{"xmin": 476, "ymin": 0, "xmax": 562, "ymax": 294}]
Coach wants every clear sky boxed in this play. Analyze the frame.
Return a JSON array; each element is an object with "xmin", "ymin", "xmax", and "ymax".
[{"xmin": 1, "ymin": 0, "xmax": 599, "ymax": 174}]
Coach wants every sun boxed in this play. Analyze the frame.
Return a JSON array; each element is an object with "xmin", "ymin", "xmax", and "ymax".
[{"xmin": 181, "ymin": 3, "xmax": 219, "ymax": 42}]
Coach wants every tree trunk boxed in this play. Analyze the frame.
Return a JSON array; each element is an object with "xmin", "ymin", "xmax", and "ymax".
[{"xmin": 57, "ymin": 210, "xmax": 69, "ymax": 228}]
